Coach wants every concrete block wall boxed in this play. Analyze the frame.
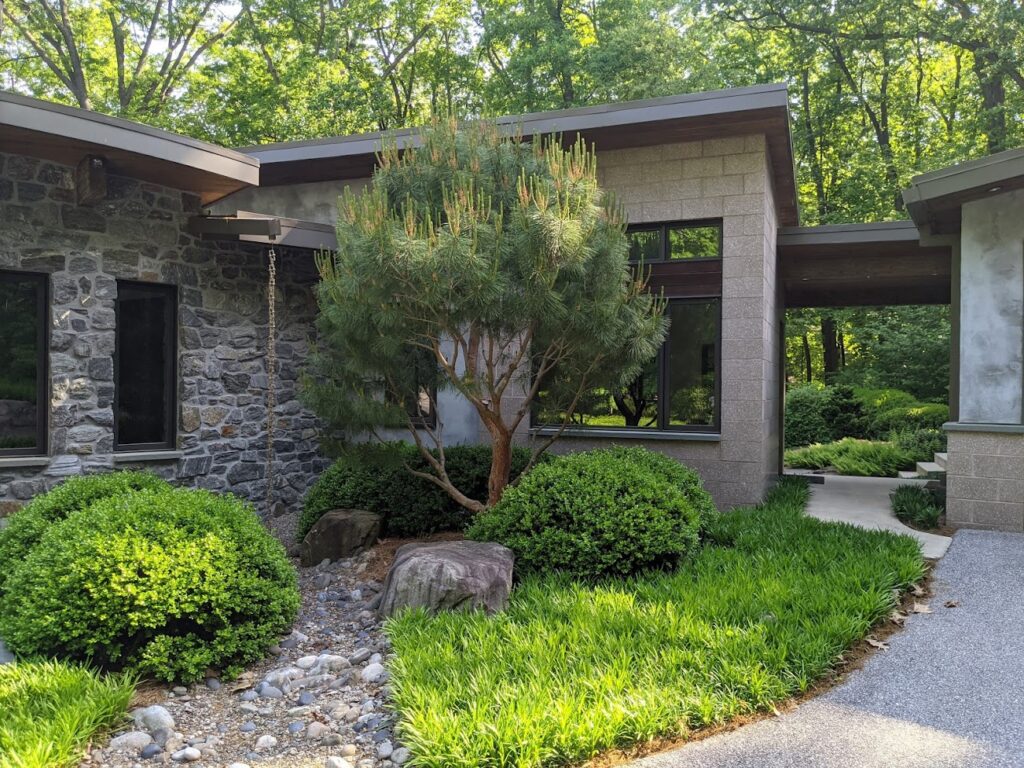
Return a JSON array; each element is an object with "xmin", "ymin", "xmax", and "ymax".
[
  {"xmin": 945, "ymin": 430, "xmax": 1024, "ymax": 531},
  {"xmin": 535, "ymin": 135, "xmax": 783, "ymax": 511}
]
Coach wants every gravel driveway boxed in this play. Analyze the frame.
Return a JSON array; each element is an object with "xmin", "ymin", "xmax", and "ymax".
[{"xmin": 630, "ymin": 529, "xmax": 1024, "ymax": 768}]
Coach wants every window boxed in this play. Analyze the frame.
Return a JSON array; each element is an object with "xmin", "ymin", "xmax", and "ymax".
[
  {"xmin": 114, "ymin": 281, "xmax": 177, "ymax": 450},
  {"xmin": 628, "ymin": 221, "xmax": 722, "ymax": 262},
  {"xmin": 0, "ymin": 271, "xmax": 47, "ymax": 456},
  {"xmin": 534, "ymin": 298, "xmax": 721, "ymax": 432}
]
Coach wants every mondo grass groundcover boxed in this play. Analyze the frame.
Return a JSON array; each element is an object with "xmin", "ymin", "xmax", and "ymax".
[
  {"xmin": 385, "ymin": 478, "xmax": 925, "ymax": 768},
  {"xmin": 0, "ymin": 660, "xmax": 135, "ymax": 768}
]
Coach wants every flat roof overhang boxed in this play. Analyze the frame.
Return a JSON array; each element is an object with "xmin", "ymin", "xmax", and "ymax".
[
  {"xmin": 903, "ymin": 146, "xmax": 1024, "ymax": 235},
  {"xmin": 242, "ymin": 84, "xmax": 799, "ymax": 226},
  {"xmin": 0, "ymin": 91, "xmax": 260, "ymax": 204},
  {"xmin": 188, "ymin": 211, "xmax": 338, "ymax": 251},
  {"xmin": 779, "ymin": 221, "xmax": 952, "ymax": 308}
]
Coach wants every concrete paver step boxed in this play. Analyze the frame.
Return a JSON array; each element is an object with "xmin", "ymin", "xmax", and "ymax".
[
  {"xmin": 898, "ymin": 470, "xmax": 921, "ymax": 480},
  {"xmin": 916, "ymin": 461, "xmax": 945, "ymax": 478},
  {"xmin": 934, "ymin": 451, "xmax": 948, "ymax": 469}
]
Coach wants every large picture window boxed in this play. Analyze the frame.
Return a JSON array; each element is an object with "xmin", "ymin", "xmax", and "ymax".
[
  {"xmin": 534, "ymin": 298, "xmax": 721, "ymax": 432},
  {"xmin": 115, "ymin": 281, "xmax": 177, "ymax": 450},
  {"xmin": 628, "ymin": 220, "xmax": 722, "ymax": 262},
  {"xmin": 0, "ymin": 271, "xmax": 48, "ymax": 456}
]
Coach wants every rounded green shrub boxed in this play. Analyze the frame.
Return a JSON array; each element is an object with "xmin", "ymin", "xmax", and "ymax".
[
  {"xmin": 870, "ymin": 403, "xmax": 949, "ymax": 436},
  {"xmin": 298, "ymin": 442, "xmax": 534, "ymax": 540},
  {"xmin": 784, "ymin": 385, "xmax": 830, "ymax": 448},
  {"xmin": 0, "ymin": 471, "xmax": 169, "ymax": 596},
  {"xmin": 0, "ymin": 488, "xmax": 299, "ymax": 683},
  {"xmin": 467, "ymin": 447, "xmax": 704, "ymax": 580},
  {"xmin": 821, "ymin": 385, "xmax": 866, "ymax": 440}
]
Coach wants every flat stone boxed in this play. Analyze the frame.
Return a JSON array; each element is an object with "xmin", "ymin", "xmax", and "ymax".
[
  {"xmin": 255, "ymin": 735, "xmax": 278, "ymax": 751},
  {"xmin": 326, "ymin": 757, "xmax": 353, "ymax": 768},
  {"xmin": 171, "ymin": 747, "xmax": 201, "ymax": 762},
  {"xmin": 360, "ymin": 663, "xmax": 386, "ymax": 684},
  {"xmin": 296, "ymin": 655, "xmax": 319, "ymax": 670},
  {"xmin": 140, "ymin": 743, "xmax": 163, "ymax": 760},
  {"xmin": 391, "ymin": 747, "xmax": 411, "ymax": 765},
  {"xmin": 308, "ymin": 722, "xmax": 331, "ymax": 740},
  {"xmin": 133, "ymin": 705, "xmax": 175, "ymax": 734},
  {"xmin": 109, "ymin": 731, "xmax": 153, "ymax": 751}
]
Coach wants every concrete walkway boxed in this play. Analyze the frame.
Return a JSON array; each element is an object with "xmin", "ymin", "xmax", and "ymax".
[
  {"xmin": 0, "ymin": 639, "xmax": 12, "ymax": 664},
  {"xmin": 630, "ymin": 530, "xmax": 1024, "ymax": 768},
  {"xmin": 803, "ymin": 474, "xmax": 951, "ymax": 558}
]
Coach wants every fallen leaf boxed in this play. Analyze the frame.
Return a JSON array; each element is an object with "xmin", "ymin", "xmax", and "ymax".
[
  {"xmin": 944, "ymin": 600, "xmax": 959, "ymax": 609},
  {"xmin": 889, "ymin": 610, "xmax": 906, "ymax": 625},
  {"xmin": 911, "ymin": 583, "xmax": 926, "ymax": 597},
  {"xmin": 866, "ymin": 637, "xmax": 889, "ymax": 651},
  {"xmin": 228, "ymin": 671, "xmax": 256, "ymax": 692},
  {"xmin": 911, "ymin": 602, "xmax": 932, "ymax": 614}
]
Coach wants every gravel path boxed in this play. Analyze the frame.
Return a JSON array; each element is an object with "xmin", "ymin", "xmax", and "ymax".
[
  {"xmin": 87, "ymin": 546, "xmax": 402, "ymax": 768},
  {"xmin": 630, "ymin": 529, "xmax": 1024, "ymax": 768}
]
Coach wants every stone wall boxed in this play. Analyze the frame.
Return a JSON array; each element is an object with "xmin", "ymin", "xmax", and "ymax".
[
  {"xmin": 0, "ymin": 151, "xmax": 328, "ymax": 513},
  {"xmin": 945, "ymin": 429, "xmax": 1024, "ymax": 531},
  {"xmin": 524, "ymin": 135, "xmax": 783, "ymax": 511}
]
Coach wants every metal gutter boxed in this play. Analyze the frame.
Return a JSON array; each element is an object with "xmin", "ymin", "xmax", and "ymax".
[
  {"xmin": 777, "ymin": 220, "xmax": 921, "ymax": 246},
  {"xmin": 188, "ymin": 211, "xmax": 338, "ymax": 251}
]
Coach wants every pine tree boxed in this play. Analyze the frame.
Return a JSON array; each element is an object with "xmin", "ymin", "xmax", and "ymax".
[{"xmin": 305, "ymin": 118, "xmax": 667, "ymax": 510}]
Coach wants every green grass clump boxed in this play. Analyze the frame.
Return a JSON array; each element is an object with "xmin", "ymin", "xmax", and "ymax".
[
  {"xmin": 784, "ymin": 438, "xmax": 914, "ymax": 477},
  {"xmin": 0, "ymin": 660, "xmax": 135, "ymax": 768},
  {"xmin": 891, "ymin": 484, "xmax": 943, "ymax": 530},
  {"xmin": 386, "ymin": 478, "xmax": 926, "ymax": 767}
]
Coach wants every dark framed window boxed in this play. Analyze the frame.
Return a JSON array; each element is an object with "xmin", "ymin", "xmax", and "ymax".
[
  {"xmin": 628, "ymin": 220, "xmax": 722, "ymax": 262},
  {"xmin": 114, "ymin": 281, "xmax": 177, "ymax": 451},
  {"xmin": 533, "ymin": 297, "xmax": 721, "ymax": 432},
  {"xmin": 0, "ymin": 271, "xmax": 48, "ymax": 456}
]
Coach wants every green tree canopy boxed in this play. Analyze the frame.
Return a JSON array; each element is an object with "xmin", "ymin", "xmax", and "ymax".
[{"xmin": 304, "ymin": 119, "xmax": 667, "ymax": 510}]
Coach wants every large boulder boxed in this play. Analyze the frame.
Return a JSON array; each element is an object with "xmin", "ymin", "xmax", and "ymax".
[
  {"xmin": 300, "ymin": 509, "xmax": 382, "ymax": 567},
  {"xmin": 378, "ymin": 540, "xmax": 514, "ymax": 617}
]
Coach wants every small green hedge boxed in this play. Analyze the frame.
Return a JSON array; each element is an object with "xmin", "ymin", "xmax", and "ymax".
[
  {"xmin": 0, "ymin": 471, "xmax": 169, "ymax": 596},
  {"xmin": 298, "ymin": 442, "xmax": 534, "ymax": 541},
  {"xmin": 0, "ymin": 487, "xmax": 299, "ymax": 683},
  {"xmin": 869, "ymin": 402, "xmax": 949, "ymax": 436},
  {"xmin": 467, "ymin": 447, "xmax": 706, "ymax": 580}
]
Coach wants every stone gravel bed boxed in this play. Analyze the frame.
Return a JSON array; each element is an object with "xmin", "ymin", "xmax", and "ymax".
[{"xmin": 86, "ymin": 548, "xmax": 406, "ymax": 768}]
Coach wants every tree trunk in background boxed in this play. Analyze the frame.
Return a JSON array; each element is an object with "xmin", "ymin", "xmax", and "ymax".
[
  {"xmin": 802, "ymin": 333, "xmax": 813, "ymax": 382},
  {"xmin": 821, "ymin": 316, "xmax": 841, "ymax": 380}
]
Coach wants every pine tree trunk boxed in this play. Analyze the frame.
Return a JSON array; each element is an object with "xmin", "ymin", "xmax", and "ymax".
[{"xmin": 487, "ymin": 433, "xmax": 514, "ymax": 507}]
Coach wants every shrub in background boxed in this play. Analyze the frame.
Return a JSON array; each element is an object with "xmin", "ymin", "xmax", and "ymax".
[
  {"xmin": 785, "ymin": 438, "xmax": 914, "ymax": 477},
  {"xmin": 467, "ymin": 447, "xmax": 704, "ymax": 580},
  {"xmin": 890, "ymin": 427, "xmax": 947, "ymax": 461},
  {"xmin": 821, "ymin": 385, "xmax": 866, "ymax": 440},
  {"xmin": 0, "ymin": 488, "xmax": 299, "ymax": 683},
  {"xmin": 298, "ymin": 443, "xmax": 535, "ymax": 541},
  {"xmin": 891, "ymin": 484, "xmax": 943, "ymax": 530},
  {"xmin": 0, "ymin": 471, "xmax": 169, "ymax": 596},
  {"xmin": 784, "ymin": 385, "xmax": 830, "ymax": 448},
  {"xmin": 869, "ymin": 402, "xmax": 949, "ymax": 437}
]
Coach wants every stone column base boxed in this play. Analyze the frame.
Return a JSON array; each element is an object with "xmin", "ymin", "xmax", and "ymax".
[{"xmin": 945, "ymin": 427, "xmax": 1024, "ymax": 531}]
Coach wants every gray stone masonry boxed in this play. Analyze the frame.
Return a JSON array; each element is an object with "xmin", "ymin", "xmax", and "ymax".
[{"xmin": 0, "ymin": 151, "xmax": 329, "ymax": 513}]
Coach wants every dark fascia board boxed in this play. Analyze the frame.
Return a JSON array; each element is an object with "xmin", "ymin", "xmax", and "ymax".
[
  {"xmin": 778, "ymin": 220, "xmax": 921, "ymax": 246},
  {"xmin": 0, "ymin": 90, "xmax": 259, "ymax": 186},
  {"xmin": 242, "ymin": 84, "xmax": 790, "ymax": 165},
  {"xmin": 902, "ymin": 146, "xmax": 1024, "ymax": 227},
  {"xmin": 190, "ymin": 211, "xmax": 338, "ymax": 251}
]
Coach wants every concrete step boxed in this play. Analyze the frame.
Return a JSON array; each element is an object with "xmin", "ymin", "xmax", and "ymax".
[
  {"xmin": 898, "ymin": 470, "xmax": 921, "ymax": 480},
  {"xmin": 934, "ymin": 452, "xmax": 948, "ymax": 469},
  {"xmin": 916, "ymin": 461, "xmax": 946, "ymax": 479}
]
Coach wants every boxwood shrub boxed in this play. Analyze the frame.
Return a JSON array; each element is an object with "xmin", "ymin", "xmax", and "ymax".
[
  {"xmin": 0, "ymin": 487, "xmax": 299, "ymax": 683},
  {"xmin": 467, "ymin": 447, "xmax": 705, "ymax": 580},
  {"xmin": 298, "ymin": 442, "xmax": 534, "ymax": 541},
  {"xmin": 0, "ymin": 471, "xmax": 169, "ymax": 596}
]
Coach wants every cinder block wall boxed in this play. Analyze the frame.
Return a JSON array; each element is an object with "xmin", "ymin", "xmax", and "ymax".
[
  {"xmin": 945, "ymin": 431, "xmax": 1024, "ymax": 531},
  {"xmin": 515, "ymin": 135, "xmax": 783, "ymax": 511}
]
